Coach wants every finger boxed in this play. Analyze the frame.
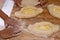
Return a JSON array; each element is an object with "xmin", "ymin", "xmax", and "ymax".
[
  {"xmin": 0, "ymin": 28, "xmax": 14, "ymax": 39},
  {"xmin": 14, "ymin": 0, "xmax": 21, "ymax": 4}
]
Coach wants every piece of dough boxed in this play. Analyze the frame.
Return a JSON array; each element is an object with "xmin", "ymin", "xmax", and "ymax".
[
  {"xmin": 47, "ymin": 4, "xmax": 60, "ymax": 19},
  {"xmin": 15, "ymin": 6, "xmax": 43, "ymax": 18},
  {"xmin": 20, "ymin": 0, "xmax": 40, "ymax": 7},
  {"xmin": 28, "ymin": 21, "xmax": 59, "ymax": 38}
]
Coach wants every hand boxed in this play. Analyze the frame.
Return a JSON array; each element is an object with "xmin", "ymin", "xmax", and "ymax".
[
  {"xmin": 0, "ymin": 17, "xmax": 22, "ymax": 39},
  {"xmin": 0, "ymin": 28, "xmax": 14, "ymax": 38},
  {"xmin": 5, "ymin": 17, "xmax": 21, "ymax": 33},
  {"xmin": 14, "ymin": 0, "xmax": 21, "ymax": 4},
  {"xmin": 0, "ymin": 9, "xmax": 21, "ymax": 38}
]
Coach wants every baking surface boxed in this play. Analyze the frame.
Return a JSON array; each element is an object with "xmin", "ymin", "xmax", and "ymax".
[{"xmin": 6, "ymin": 0, "xmax": 60, "ymax": 40}]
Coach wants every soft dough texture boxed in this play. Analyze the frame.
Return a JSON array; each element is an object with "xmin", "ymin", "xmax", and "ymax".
[
  {"xmin": 20, "ymin": 0, "xmax": 40, "ymax": 7},
  {"xmin": 28, "ymin": 21, "xmax": 59, "ymax": 38},
  {"xmin": 47, "ymin": 4, "xmax": 60, "ymax": 19},
  {"xmin": 15, "ymin": 6, "xmax": 43, "ymax": 18}
]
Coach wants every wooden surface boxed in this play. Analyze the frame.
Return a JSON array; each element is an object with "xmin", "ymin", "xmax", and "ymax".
[{"xmin": 2, "ymin": 0, "xmax": 60, "ymax": 40}]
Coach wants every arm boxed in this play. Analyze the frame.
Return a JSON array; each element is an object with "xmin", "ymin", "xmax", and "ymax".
[
  {"xmin": 0, "ymin": 9, "xmax": 9, "ymax": 21},
  {"xmin": 0, "ymin": 9, "xmax": 14, "ymax": 38},
  {"xmin": 0, "ymin": 0, "xmax": 21, "ymax": 38},
  {"xmin": 0, "ymin": 0, "xmax": 21, "ymax": 21}
]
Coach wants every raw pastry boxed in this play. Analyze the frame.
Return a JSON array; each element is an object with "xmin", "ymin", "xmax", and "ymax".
[
  {"xmin": 20, "ymin": 0, "xmax": 40, "ymax": 7},
  {"xmin": 28, "ymin": 21, "xmax": 59, "ymax": 38},
  {"xmin": 15, "ymin": 6, "xmax": 43, "ymax": 18},
  {"xmin": 47, "ymin": 4, "xmax": 60, "ymax": 19}
]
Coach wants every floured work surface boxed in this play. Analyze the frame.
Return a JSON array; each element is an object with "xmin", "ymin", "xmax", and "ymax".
[{"xmin": 9, "ymin": 0, "xmax": 60, "ymax": 40}]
